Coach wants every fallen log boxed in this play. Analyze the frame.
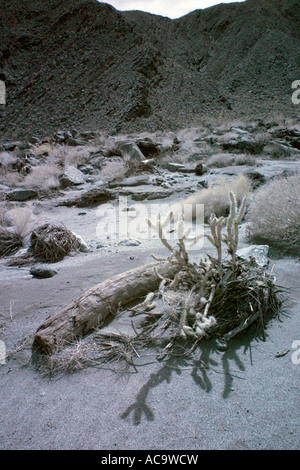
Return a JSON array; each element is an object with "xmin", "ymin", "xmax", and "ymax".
[{"xmin": 32, "ymin": 261, "xmax": 177, "ymax": 355}]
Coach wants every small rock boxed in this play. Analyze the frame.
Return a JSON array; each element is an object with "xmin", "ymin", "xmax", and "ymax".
[
  {"xmin": 59, "ymin": 166, "xmax": 86, "ymax": 188},
  {"xmin": 3, "ymin": 143, "xmax": 17, "ymax": 151},
  {"xmin": 109, "ymin": 175, "xmax": 151, "ymax": 188},
  {"xmin": 67, "ymin": 138, "xmax": 86, "ymax": 147},
  {"xmin": 117, "ymin": 239, "xmax": 141, "ymax": 247},
  {"xmin": 71, "ymin": 232, "xmax": 89, "ymax": 252},
  {"xmin": 79, "ymin": 131, "xmax": 98, "ymax": 141},
  {"xmin": 78, "ymin": 164, "xmax": 96, "ymax": 175},
  {"xmin": 197, "ymin": 180, "xmax": 208, "ymax": 188},
  {"xmin": 30, "ymin": 266, "xmax": 58, "ymax": 278},
  {"xmin": 165, "ymin": 162, "xmax": 195, "ymax": 173},
  {"xmin": 194, "ymin": 162, "xmax": 208, "ymax": 176},
  {"xmin": 28, "ymin": 136, "xmax": 40, "ymax": 145}
]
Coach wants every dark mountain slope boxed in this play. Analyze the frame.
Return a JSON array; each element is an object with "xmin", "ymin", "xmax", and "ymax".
[{"xmin": 0, "ymin": 0, "xmax": 299, "ymax": 140}]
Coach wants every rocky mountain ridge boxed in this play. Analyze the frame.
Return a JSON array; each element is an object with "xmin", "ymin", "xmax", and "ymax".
[{"xmin": 0, "ymin": 0, "xmax": 299, "ymax": 140}]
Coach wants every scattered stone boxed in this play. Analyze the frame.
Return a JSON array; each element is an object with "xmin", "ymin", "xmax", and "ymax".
[
  {"xmin": 236, "ymin": 245, "xmax": 269, "ymax": 268},
  {"xmin": 131, "ymin": 189, "xmax": 173, "ymax": 201},
  {"xmin": 28, "ymin": 136, "xmax": 40, "ymax": 145},
  {"xmin": 194, "ymin": 162, "xmax": 208, "ymax": 176},
  {"xmin": 71, "ymin": 232, "xmax": 89, "ymax": 252},
  {"xmin": 117, "ymin": 239, "xmax": 141, "ymax": 247},
  {"xmin": 6, "ymin": 188, "xmax": 38, "ymax": 201},
  {"xmin": 59, "ymin": 166, "xmax": 86, "ymax": 188},
  {"xmin": 67, "ymin": 138, "xmax": 86, "ymax": 147},
  {"xmin": 78, "ymin": 164, "xmax": 96, "ymax": 175},
  {"xmin": 79, "ymin": 131, "xmax": 98, "ymax": 141},
  {"xmin": 264, "ymin": 141, "xmax": 300, "ymax": 158},
  {"xmin": 3, "ymin": 142, "xmax": 17, "ymax": 151},
  {"xmin": 197, "ymin": 180, "xmax": 208, "ymax": 188},
  {"xmin": 221, "ymin": 136, "xmax": 263, "ymax": 154},
  {"xmin": 30, "ymin": 265, "xmax": 58, "ymax": 279},
  {"xmin": 54, "ymin": 130, "xmax": 72, "ymax": 144},
  {"xmin": 135, "ymin": 138, "xmax": 160, "ymax": 157},
  {"xmin": 165, "ymin": 162, "xmax": 195, "ymax": 173},
  {"xmin": 109, "ymin": 175, "xmax": 151, "ymax": 188},
  {"xmin": 115, "ymin": 141, "xmax": 145, "ymax": 162},
  {"xmin": 60, "ymin": 187, "xmax": 116, "ymax": 207}
]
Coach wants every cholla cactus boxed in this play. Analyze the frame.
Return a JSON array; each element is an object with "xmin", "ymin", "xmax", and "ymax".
[
  {"xmin": 223, "ymin": 191, "xmax": 247, "ymax": 264},
  {"xmin": 144, "ymin": 192, "xmax": 251, "ymax": 341}
]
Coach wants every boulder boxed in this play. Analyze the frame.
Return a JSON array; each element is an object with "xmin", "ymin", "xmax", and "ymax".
[
  {"xmin": 135, "ymin": 138, "xmax": 160, "ymax": 157},
  {"xmin": 59, "ymin": 166, "xmax": 86, "ymax": 188},
  {"xmin": 115, "ymin": 141, "xmax": 145, "ymax": 162},
  {"xmin": 221, "ymin": 136, "xmax": 263, "ymax": 154},
  {"xmin": 30, "ymin": 266, "xmax": 58, "ymax": 279},
  {"xmin": 264, "ymin": 141, "xmax": 300, "ymax": 158},
  {"xmin": 6, "ymin": 188, "xmax": 38, "ymax": 201},
  {"xmin": 60, "ymin": 187, "xmax": 116, "ymax": 207}
]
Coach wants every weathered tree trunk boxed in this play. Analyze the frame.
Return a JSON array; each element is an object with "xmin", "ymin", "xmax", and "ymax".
[{"xmin": 32, "ymin": 261, "xmax": 176, "ymax": 355}]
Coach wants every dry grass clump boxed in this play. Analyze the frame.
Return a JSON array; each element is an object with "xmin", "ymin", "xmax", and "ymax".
[
  {"xmin": 0, "ymin": 229, "xmax": 23, "ymax": 257},
  {"xmin": 246, "ymin": 173, "xmax": 300, "ymax": 254},
  {"xmin": 206, "ymin": 153, "xmax": 256, "ymax": 168},
  {"xmin": 30, "ymin": 223, "xmax": 80, "ymax": 261},
  {"xmin": 23, "ymin": 164, "xmax": 61, "ymax": 191},
  {"xmin": 176, "ymin": 174, "xmax": 252, "ymax": 221},
  {"xmin": 0, "ymin": 205, "xmax": 34, "ymax": 257},
  {"xmin": 98, "ymin": 159, "xmax": 127, "ymax": 182}
]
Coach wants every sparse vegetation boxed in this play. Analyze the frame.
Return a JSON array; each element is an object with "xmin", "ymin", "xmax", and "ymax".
[
  {"xmin": 30, "ymin": 223, "xmax": 81, "ymax": 262},
  {"xmin": 176, "ymin": 174, "xmax": 252, "ymax": 221},
  {"xmin": 206, "ymin": 153, "xmax": 256, "ymax": 168},
  {"xmin": 23, "ymin": 164, "xmax": 61, "ymax": 191},
  {"xmin": 246, "ymin": 173, "xmax": 300, "ymax": 254},
  {"xmin": 0, "ymin": 204, "xmax": 34, "ymax": 257}
]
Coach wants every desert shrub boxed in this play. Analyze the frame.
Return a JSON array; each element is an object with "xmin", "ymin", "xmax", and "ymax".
[
  {"xmin": 246, "ymin": 173, "xmax": 300, "ymax": 254},
  {"xmin": 205, "ymin": 153, "xmax": 257, "ymax": 169},
  {"xmin": 99, "ymin": 159, "xmax": 127, "ymax": 182},
  {"xmin": 252, "ymin": 131, "xmax": 272, "ymax": 149},
  {"xmin": 30, "ymin": 224, "xmax": 81, "ymax": 261},
  {"xmin": 176, "ymin": 174, "xmax": 252, "ymax": 221},
  {"xmin": 264, "ymin": 143, "xmax": 294, "ymax": 160},
  {"xmin": 23, "ymin": 164, "xmax": 61, "ymax": 190},
  {"xmin": 0, "ymin": 205, "xmax": 33, "ymax": 257},
  {"xmin": 5, "ymin": 206, "xmax": 33, "ymax": 237},
  {"xmin": 0, "ymin": 170, "xmax": 22, "ymax": 188},
  {"xmin": 206, "ymin": 153, "xmax": 234, "ymax": 167}
]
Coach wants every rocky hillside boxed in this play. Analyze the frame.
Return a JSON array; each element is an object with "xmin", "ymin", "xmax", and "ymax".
[{"xmin": 0, "ymin": 0, "xmax": 299, "ymax": 140}]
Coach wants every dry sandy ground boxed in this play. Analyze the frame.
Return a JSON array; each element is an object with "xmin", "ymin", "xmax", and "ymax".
[{"xmin": 0, "ymin": 169, "xmax": 299, "ymax": 451}]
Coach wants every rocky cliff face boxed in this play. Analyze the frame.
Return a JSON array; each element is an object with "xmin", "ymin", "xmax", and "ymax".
[{"xmin": 0, "ymin": 0, "xmax": 299, "ymax": 139}]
